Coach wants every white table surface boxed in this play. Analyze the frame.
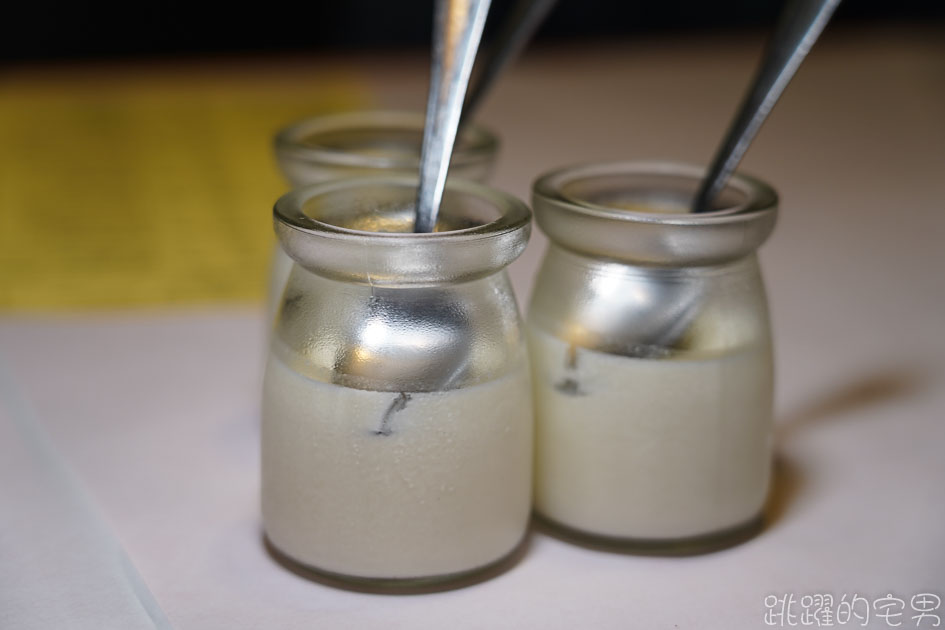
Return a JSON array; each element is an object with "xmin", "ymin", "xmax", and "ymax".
[{"xmin": 2, "ymin": 23, "xmax": 944, "ymax": 629}]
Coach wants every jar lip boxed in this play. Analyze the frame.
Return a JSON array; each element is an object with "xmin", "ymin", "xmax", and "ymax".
[
  {"xmin": 275, "ymin": 176, "xmax": 531, "ymax": 243},
  {"xmin": 531, "ymin": 160, "xmax": 778, "ymax": 266},
  {"xmin": 533, "ymin": 160, "xmax": 777, "ymax": 225},
  {"xmin": 273, "ymin": 110, "xmax": 499, "ymax": 170},
  {"xmin": 273, "ymin": 176, "xmax": 532, "ymax": 284}
]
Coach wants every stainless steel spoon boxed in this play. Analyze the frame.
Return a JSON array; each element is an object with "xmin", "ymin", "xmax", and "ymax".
[
  {"xmin": 460, "ymin": 0, "xmax": 558, "ymax": 126},
  {"xmin": 691, "ymin": 0, "xmax": 842, "ymax": 213},
  {"xmin": 609, "ymin": 0, "xmax": 842, "ymax": 357},
  {"xmin": 415, "ymin": 0, "xmax": 493, "ymax": 233}
]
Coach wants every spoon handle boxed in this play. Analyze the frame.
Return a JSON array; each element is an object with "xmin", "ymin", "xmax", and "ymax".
[
  {"xmin": 415, "ymin": 0, "xmax": 493, "ymax": 233},
  {"xmin": 691, "ymin": 0, "xmax": 841, "ymax": 213},
  {"xmin": 460, "ymin": 0, "xmax": 558, "ymax": 126}
]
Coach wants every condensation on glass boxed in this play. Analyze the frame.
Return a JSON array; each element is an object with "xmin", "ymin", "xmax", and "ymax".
[
  {"xmin": 262, "ymin": 177, "xmax": 533, "ymax": 585},
  {"xmin": 267, "ymin": 110, "xmax": 499, "ymax": 319},
  {"xmin": 527, "ymin": 161, "xmax": 778, "ymax": 553}
]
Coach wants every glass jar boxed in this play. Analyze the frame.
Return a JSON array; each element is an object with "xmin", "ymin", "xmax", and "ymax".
[
  {"xmin": 527, "ymin": 161, "xmax": 778, "ymax": 552},
  {"xmin": 262, "ymin": 176, "xmax": 533, "ymax": 585},
  {"xmin": 267, "ymin": 110, "xmax": 499, "ymax": 319}
]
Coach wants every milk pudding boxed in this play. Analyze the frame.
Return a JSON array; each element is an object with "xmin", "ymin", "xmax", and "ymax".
[
  {"xmin": 528, "ymin": 326, "xmax": 773, "ymax": 541},
  {"xmin": 261, "ymin": 356, "xmax": 533, "ymax": 580}
]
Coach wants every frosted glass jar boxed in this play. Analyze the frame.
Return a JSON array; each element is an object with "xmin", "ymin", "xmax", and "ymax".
[
  {"xmin": 262, "ymin": 177, "xmax": 533, "ymax": 585},
  {"xmin": 267, "ymin": 110, "xmax": 499, "ymax": 319},
  {"xmin": 527, "ymin": 161, "xmax": 778, "ymax": 552}
]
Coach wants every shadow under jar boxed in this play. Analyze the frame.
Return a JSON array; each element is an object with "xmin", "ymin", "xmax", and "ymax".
[
  {"xmin": 268, "ymin": 110, "xmax": 499, "ymax": 319},
  {"xmin": 527, "ymin": 161, "xmax": 778, "ymax": 553},
  {"xmin": 263, "ymin": 177, "xmax": 533, "ymax": 586}
]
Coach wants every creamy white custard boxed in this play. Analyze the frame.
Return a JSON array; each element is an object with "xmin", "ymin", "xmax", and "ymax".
[
  {"xmin": 261, "ymin": 356, "xmax": 533, "ymax": 579},
  {"xmin": 528, "ymin": 326, "xmax": 773, "ymax": 540}
]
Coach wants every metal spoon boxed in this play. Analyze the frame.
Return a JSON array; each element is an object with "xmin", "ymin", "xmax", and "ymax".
[
  {"xmin": 691, "ymin": 0, "xmax": 842, "ymax": 213},
  {"xmin": 460, "ymin": 0, "xmax": 558, "ymax": 126},
  {"xmin": 601, "ymin": 0, "xmax": 841, "ymax": 359},
  {"xmin": 414, "ymin": 0, "xmax": 493, "ymax": 233}
]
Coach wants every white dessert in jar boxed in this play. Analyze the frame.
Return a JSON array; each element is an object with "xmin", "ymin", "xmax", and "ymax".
[
  {"xmin": 528, "ymin": 326, "xmax": 772, "ymax": 540},
  {"xmin": 262, "ymin": 356, "xmax": 532, "ymax": 579},
  {"xmin": 527, "ymin": 161, "xmax": 779, "ymax": 549},
  {"xmin": 264, "ymin": 176, "xmax": 532, "ymax": 582}
]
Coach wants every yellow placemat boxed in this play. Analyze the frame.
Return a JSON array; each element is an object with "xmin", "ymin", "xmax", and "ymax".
[{"xmin": 0, "ymin": 64, "xmax": 368, "ymax": 310}]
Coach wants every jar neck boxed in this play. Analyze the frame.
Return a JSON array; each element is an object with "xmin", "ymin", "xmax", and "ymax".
[
  {"xmin": 529, "ymin": 244, "xmax": 770, "ymax": 359},
  {"xmin": 274, "ymin": 260, "xmax": 527, "ymax": 392},
  {"xmin": 548, "ymin": 241, "xmax": 760, "ymax": 276}
]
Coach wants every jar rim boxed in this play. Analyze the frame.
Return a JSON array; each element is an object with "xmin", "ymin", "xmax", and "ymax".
[
  {"xmin": 274, "ymin": 176, "xmax": 532, "ymax": 284},
  {"xmin": 275, "ymin": 176, "xmax": 531, "ymax": 241},
  {"xmin": 273, "ymin": 110, "xmax": 499, "ymax": 171},
  {"xmin": 534, "ymin": 160, "xmax": 777, "ymax": 223},
  {"xmin": 532, "ymin": 161, "xmax": 778, "ymax": 265}
]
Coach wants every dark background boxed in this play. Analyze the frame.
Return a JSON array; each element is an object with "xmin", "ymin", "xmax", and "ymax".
[{"xmin": 4, "ymin": 0, "xmax": 944, "ymax": 62}]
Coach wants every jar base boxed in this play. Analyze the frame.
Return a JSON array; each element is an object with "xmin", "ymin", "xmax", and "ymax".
[
  {"xmin": 534, "ymin": 511, "xmax": 764, "ymax": 556},
  {"xmin": 263, "ymin": 531, "xmax": 530, "ymax": 594}
]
